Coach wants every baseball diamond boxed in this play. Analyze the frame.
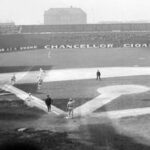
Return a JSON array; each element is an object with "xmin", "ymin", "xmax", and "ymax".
[{"xmin": 1, "ymin": 24, "xmax": 150, "ymax": 150}]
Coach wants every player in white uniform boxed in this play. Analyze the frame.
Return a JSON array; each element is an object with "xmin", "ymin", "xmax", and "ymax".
[
  {"xmin": 37, "ymin": 77, "xmax": 43, "ymax": 90},
  {"xmin": 26, "ymin": 93, "xmax": 33, "ymax": 102},
  {"xmin": 11, "ymin": 74, "xmax": 16, "ymax": 85},
  {"xmin": 25, "ymin": 93, "xmax": 34, "ymax": 107},
  {"xmin": 37, "ymin": 68, "xmax": 45, "ymax": 90},
  {"xmin": 66, "ymin": 98, "xmax": 75, "ymax": 119},
  {"xmin": 39, "ymin": 68, "xmax": 44, "ymax": 77}
]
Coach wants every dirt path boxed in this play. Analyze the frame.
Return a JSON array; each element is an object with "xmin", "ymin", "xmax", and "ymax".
[
  {"xmin": 1, "ymin": 67, "xmax": 150, "ymax": 84},
  {"xmin": 1, "ymin": 84, "xmax": 65, "ymax": 115}
]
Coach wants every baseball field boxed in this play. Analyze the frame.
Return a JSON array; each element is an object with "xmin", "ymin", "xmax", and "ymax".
[{"xmin": 0, "ymin": 47, "xmax": 150, "ymax": 150}]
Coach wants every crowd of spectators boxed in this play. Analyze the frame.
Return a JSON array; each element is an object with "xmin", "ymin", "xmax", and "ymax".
[
  {"xmin": 1, "ymin": 23, "xmax": 150, "ymax": 51},
  {"xmin": 1, "ymin": 32, "xmax": 150, "ymax": 50}
]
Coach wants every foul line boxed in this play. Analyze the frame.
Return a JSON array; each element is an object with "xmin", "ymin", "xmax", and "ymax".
[
  {"xmin": 74, "ymin": 85, "xmax": 150, "ymax": 117},
  {"xmin": 1, "ymin": 84, "xmax": 66, "ymax": 115},
  {"xmin": 90, "ymin": 107, "xmax": 150, "ymax": 119}
]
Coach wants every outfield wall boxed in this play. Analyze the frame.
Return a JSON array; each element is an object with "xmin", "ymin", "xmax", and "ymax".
[
  {"xmin": 0, "ymin": 32, "xmax": 150, "ymax": 53},
  {"xmin": 21, "ymin": 23, "xmax": 150, "ymax": 33},
  {"xmin": 2, "ymin": 23, "xmax": 150, "ymax": 34}
]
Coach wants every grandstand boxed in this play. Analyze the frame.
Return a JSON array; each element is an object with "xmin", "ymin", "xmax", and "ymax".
[{"xmin": 1, "ymin": 23, "xmax": 150, "ymax": 52}]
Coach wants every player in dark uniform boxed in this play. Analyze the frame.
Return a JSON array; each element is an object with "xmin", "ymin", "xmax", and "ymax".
[
  {"xmin": 96, "ymin": 70, "xmax": 101, "ymax": 80},
  {"xmin": 45, "ymin": 95, "xmax": 53, "ymax": 112}
]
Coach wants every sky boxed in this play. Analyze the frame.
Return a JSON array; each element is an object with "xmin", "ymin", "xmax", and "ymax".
[{"xmin": 0, "ymin": 0, "xmax": 150, "ymax": 25}]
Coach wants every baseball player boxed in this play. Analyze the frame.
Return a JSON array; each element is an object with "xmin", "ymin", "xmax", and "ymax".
[
  {"xmin": 11, "ymin": 74, "xmax": 16, "ymax": 85},
  {"xmin": 66, "ymin": 98, "xmax": 75, "ymax": 119}
]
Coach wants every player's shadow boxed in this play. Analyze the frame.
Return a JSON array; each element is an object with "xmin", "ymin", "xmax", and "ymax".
[
  {"xmin": 0, "ymin": 65, "xmax": 53, "ymax": 73},
  {"xmin": 78, "ymin": 123, "xmax": 150, "ymax": 150}
]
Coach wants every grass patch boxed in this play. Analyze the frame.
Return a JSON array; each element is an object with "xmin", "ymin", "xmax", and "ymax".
[
  {"xmin": 78, "ymin": 123, "xmax": 150, "ymax": 150},
  {"xmin": 95, "ymin": 92, "xmax": 150, "ymax": 113},
  {"xmin": 0, "ymin": 100, "xmax": 45, "ymax": 121},
  {"xmin": 1, "ymin": 47, "xmax": 150, "ymax": 70},
  {"xmin": 0, "ymin": 128, "xmax": 105, "ymax": 150},
  {"xmin": 0, "ymin": 64, "xmax": 52, "ymax": 73}
]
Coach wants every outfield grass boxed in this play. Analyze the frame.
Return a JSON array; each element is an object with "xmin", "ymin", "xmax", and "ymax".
[{"xmin": 0, "ymin": 48, "xmax": 150, "ymax": 73}]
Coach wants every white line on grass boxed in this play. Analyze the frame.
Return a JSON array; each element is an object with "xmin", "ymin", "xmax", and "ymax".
[
  {"xmin": 90, "ymin": 107, "xmax": 150, "ymax": 119},
  {"xmin": 74, "ymin": 85, "xmax": 149, "ymax": 117}
]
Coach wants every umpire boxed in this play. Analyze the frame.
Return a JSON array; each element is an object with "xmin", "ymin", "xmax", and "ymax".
[
  {"xmin": 96, "ymin": 70, "xmax": 101, "ymax": 80},
  {"xmin": 45, "ymin": 95, "xmax": 53, "ymax": 112}
]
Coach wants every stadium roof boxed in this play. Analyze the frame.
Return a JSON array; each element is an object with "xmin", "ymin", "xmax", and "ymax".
[{"xmin": 44, "ymin": 7, "xmax": 86, "ymax": 16}]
